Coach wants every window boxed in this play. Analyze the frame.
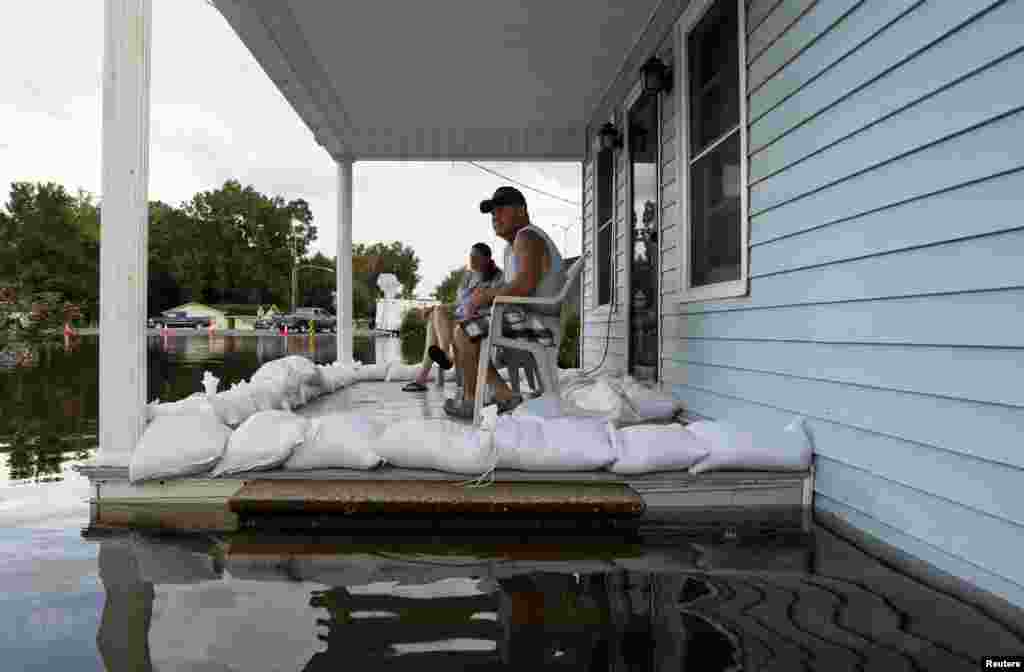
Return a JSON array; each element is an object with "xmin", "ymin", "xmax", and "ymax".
[
  {"xmin": 595, "ymin": 145, "xmax": 615, "ymax": 307},
  {"xmin": 680, "ymin": 0, "xmax": 747, "ymax": 301}
]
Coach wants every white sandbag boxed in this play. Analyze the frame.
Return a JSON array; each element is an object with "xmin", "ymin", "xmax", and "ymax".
[
  {"xmin": 385, "ymin": 362, "xmax": 435, "ymax": 382},
  {"xmin": 147, "ymin": 392, "xmax": 217, "ymax": 422},
  {"xmin": 130, "ymin": 412, "xmax": 232, "ymax": 483},
  {"xmin": 251, "ymin": 360, "xmax": 302, "ymax": 409},
  {"xmin": 251, "ymin": 356, "xmax": 321, "ymax": 408},
  {"xmin": 283, "ymin": 413, "xmax": 385, "ymax": 471},
  {"xmin": 512, "ymin": 393, "xmax": 570, "ymax": 419},
  {"xmin": 564, "ymin": 378, "xmax": 632, "ymax": 415},
  {"xmin": 317, "ymin": 363, "xmax": 359, "ymax": 392},
  {"xmin": 298, "ymin": 380, "xmax": 325, "ymax": 405},
  {"xmin": 374, "ymin": 418, "xmax": 496, "ymax": 474},
  {"xmin": 493, "ymin": 415, "xmax": 615, "ymax": 471},
  {"xmin": 246, "ymin": 380, "xmax": 286, "ymax": 412},
  {"xmin": 211, "ymin": 410, "xmax": 314, "ymax": 477},
  {"xmin": 609, "ymin": 423, "xmax": 711, "ymax": 474},
  {"xmin": 618, "ymin": 376, "xmax": 683, "ymax": 421},
  {"xmin": 281, "ymin": 355, "xmax": 322, "ymax": 387},
  {"xmin": 687, "ymin": 416, "xmax": 813, "ymax": 474},
  {"xmin": 353, "ymin": 362, "xmax": 391, "ymax": 381},
  {"xmin": 207, "ymin": 385, "xmax": 259, "ymax": 428}
]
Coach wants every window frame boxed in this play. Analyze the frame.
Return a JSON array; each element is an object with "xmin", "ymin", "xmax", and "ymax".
[
  {"xmin": 676, "ymin": 0, "xmax": 750, "ymax": 304},
  {"xmin": 591, "ymin": 125, "xmax": 619, "ymax": 313},
  {"xmin": 621, "ymin": 77, "xmax": 663, "ymax": 383}
]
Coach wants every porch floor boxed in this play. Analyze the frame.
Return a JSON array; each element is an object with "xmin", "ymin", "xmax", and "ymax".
[{"xmin": 79, "ymin": 379, "xmax": 814, "ymax": 533}]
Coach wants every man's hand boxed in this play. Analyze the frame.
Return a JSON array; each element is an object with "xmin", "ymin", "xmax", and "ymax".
[{"xmin": 467, "ymin": 287, "xmax": 494, "ymax": 314}]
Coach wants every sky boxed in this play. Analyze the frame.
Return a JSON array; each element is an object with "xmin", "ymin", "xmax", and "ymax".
[{"xmin": 0, "ymin": 0, "xmax": 582, "ymax": 297}]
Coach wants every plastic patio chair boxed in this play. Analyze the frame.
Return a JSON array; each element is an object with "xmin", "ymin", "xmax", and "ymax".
[{"xmin": 471, "ymin": 257, "xmax": 584, "ymax": 425}]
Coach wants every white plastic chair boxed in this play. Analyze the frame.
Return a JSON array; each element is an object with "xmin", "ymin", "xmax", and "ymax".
[{"xmin": 472, "ymin": 257, "xmax": 584, "ymax": 425}]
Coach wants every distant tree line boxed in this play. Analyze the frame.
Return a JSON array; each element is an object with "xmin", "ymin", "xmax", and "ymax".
[{"xmin": 0, "ymin": 179, "xmax": 424, "ymax": 336}]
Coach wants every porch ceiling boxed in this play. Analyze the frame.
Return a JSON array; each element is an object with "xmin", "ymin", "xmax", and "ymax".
[{"xmin": 214, "ymin": 0, "xmax": 661, "ymax": 160}]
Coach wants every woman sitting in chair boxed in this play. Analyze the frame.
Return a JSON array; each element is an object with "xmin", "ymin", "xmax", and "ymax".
[{"xmin": 401, "ymin": 242, "xmax": 504, "ymax": 392}]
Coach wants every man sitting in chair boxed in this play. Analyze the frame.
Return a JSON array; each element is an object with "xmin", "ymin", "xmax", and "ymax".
[{"xmin": 441, "ymin": 186, "xmax": 563, "ymax": 420}]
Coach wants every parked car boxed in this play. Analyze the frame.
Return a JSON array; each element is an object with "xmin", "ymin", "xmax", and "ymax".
[
  {"xmin": 148, "ymin": 311, "xmax": 212, "ymax": 330},
  {"xmin": 277, "ymin": 307, "xmax": 337, "ymax": 333},
  {"xmin": 253, "ymin": 316, "xmax": 278, "ymax": 330}
]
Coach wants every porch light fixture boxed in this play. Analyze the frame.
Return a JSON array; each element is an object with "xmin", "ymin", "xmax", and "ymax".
[
  {"xmin": 598, "ymin": 122, "xmax": 622, "ymax": 151},
  {"xmin": 641, "ymin": 56, "xmax": 672, "ymax": 95}
]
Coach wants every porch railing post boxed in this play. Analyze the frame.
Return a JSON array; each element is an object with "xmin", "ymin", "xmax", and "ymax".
[
  {"xmin": 96, "ymin": 0, "xmax": 152, "ymax": 467},
  {"xmin": 336, "ymin": 158, "xmax": 354, "ymax": 364}
]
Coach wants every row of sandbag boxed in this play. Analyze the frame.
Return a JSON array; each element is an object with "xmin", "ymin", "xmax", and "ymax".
[
  {"xmin": 146, "ymin": 357, "xmax": 434, "ymax": 428},
  {"xmin": 131, "ymin": 400, "xmax": 813, "ymax": 483},
  {"xmin": 134, "ymin": 356, "xmax": 413, "ymax": 483}
]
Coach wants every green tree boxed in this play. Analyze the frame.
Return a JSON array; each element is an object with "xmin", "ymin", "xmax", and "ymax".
[
  {"xmin": 352, "ymin": 241, "xmax": 422, "ymax": 300},
  {"xmin": 432, "ymin": 266, "xmax": 466, "ymax": 304},
  {"xmin": 297, "ymin": 251, "xmax": 337, "ymax": 311},
  {"xmin": 179, "ymin": 180, "xmax": 315, "ymax": 307},
  {"xmin": 0, "ymin": 182, "xmax": 98, "ymax": 324}
]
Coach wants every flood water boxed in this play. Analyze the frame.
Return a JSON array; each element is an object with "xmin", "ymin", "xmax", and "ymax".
[{"xmin": 1, "ymin": 334, "xmax": 1022, "ymax": 670}]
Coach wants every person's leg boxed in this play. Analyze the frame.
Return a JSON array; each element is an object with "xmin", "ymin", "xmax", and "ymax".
[
  {"xmin": 415, "ymin": 317, "xmax": 437, "ymax": 385},
  {"xmin": 453, "ymin": 324, "xmax": 514, "ymax": 403},
  {"xmin": 432, "ymin": 305, "xmax": 456, "ymax": 359}
]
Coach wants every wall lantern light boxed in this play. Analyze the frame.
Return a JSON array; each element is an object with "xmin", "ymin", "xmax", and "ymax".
[
  {"xmin": 598, "ymin": 122, "xmax": 622, "ymax": 151},
  {"xmin": 641, "ymin": 56, "xmax": 673, "ymax": 95}
]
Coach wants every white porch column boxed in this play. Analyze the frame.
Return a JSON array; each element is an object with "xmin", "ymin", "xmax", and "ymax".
[
  {"xmin": 336, "ymin": 158, "xmax": 354, "ymax": 364},
  {"xmin": 96, "ymin": 0, "xmax": 152, "ymax": 467}
]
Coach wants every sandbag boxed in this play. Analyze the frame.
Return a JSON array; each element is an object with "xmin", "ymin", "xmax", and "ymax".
[
  {"xmin": 353, "ymin": 362, "xmax": 391, "ymax": 382},
  {"xmin": 318, "ymin": 363, "xmax": 359, "ymax": 392},
  {"xmin": 251, "ymin": 356, "xmax": 322, "ymax": 409},
  {"xmin": 618, "ymin": 377, "xmax": 683, "ymax": 421},
  {"xmin": 512, "ymin": 393, "xmax": 570, "ymax": 419},
  {"xmin": 207, "ymin": 385, "xmax": 259, "ymax": 428},
  {"xmin": 385, "ymin": 362, "xmax": 434, "ymax": 382},
  {"xmin": 130, "ymin": 412, "xmax": 232, "ymax": 483},
  {"xmin": 562, "ymin": 377, "xmax": 638, "ymax": 424},
  {"xmin": 687, "ymin": 417, "xmax": 813, "ymax": 474},
  {"xmin": 251, "ymin": 361, "xmax": 302, "ymax": 409},
  {"xmin": 147, "ymin": 392, "xmax": 216, "ymax": 422},
  {"xmin": 493, "ymin": 415, "xmax": 615, "ymax": 471},
  {"xmin": 374, "ymin": 418, "xmax": 495, "ymax": 474},
  {"xmin": 298, "ymin": 380, "xmax": 325, "ymax": 406},
  {"xmin": 283, "ymin": 413, "xmax": 385, "ymax": 471},
  {"xmin": 281, "ymin": 355, "xmax": 322, "ymax": 387},
  {"xmin": 246, "ymin": 380, "xmax": 286, "ymax": 412},
  {"xmin": 609, "ymin": 423, "xmax": 710, "ymax": 475},
  {"xmin": 211, "ymin": 410, "xmax": 314, "ymax": 477}
]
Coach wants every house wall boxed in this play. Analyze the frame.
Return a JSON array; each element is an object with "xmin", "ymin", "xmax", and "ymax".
[{"xmin": 582, "ymin": 0, "xmax": 1024, "ymax": 610}]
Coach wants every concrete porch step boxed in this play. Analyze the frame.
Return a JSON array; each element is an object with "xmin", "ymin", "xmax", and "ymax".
[{"xmin": 228, "ymin": 479, "xmax": 646, "ymax": 517}]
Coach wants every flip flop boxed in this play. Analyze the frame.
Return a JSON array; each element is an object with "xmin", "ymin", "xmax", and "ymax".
[
  {"xmin": 401, "ymin": 381, "xmax": 428, "ymax": 392},
  {"xmin": 428, "ymin": 345, "xmax": 453, "ymax": 370}
]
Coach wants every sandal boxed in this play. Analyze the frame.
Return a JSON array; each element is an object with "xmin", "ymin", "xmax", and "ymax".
[
  {"xmin": 428, "ymin": 345, "xmax": 453, "ymax": 371},
  {"xmin": 443, "ymin": 396, "xmax": 475, "ymax": 420},
  {"xmin": 401, "ymin": 381, "xmax": 428, "ymax": 392}
]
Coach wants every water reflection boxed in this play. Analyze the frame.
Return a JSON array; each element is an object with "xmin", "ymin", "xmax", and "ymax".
[
  {"xmin": 89, "ymin": 531, "xmax": 757, "ymax": 671},
  {"xmin": 0, "ymin": 333, "xmax": 419, "ymax": 481},
  {"xmin": 78, "ymin": 528, "xmax": 1024, "ymax": 671}
]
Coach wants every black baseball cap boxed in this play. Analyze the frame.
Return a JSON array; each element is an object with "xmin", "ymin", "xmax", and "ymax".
[{"xmin": 479, "ymin": 186, "xmax": 527, "ymax": 213}]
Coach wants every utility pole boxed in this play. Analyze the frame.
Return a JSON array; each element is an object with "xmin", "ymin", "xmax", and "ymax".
[{"xmin": 291, "ymin": 219, "xmax": 301, "ymax": 312}]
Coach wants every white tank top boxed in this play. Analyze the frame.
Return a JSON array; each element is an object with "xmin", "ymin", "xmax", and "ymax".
[{"xmin": 504, "ymin": 223, "xmax": 564, "ymax": 314}]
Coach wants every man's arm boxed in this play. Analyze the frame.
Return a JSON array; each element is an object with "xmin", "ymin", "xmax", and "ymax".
[{"xmin": 485, "ymin": 230, "xmax": 546, "ymax": 302}]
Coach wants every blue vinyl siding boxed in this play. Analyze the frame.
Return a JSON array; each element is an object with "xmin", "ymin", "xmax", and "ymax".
[{"xmin": 660, "ymin": 0, "xmax": 1024, "ymax": 609}]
